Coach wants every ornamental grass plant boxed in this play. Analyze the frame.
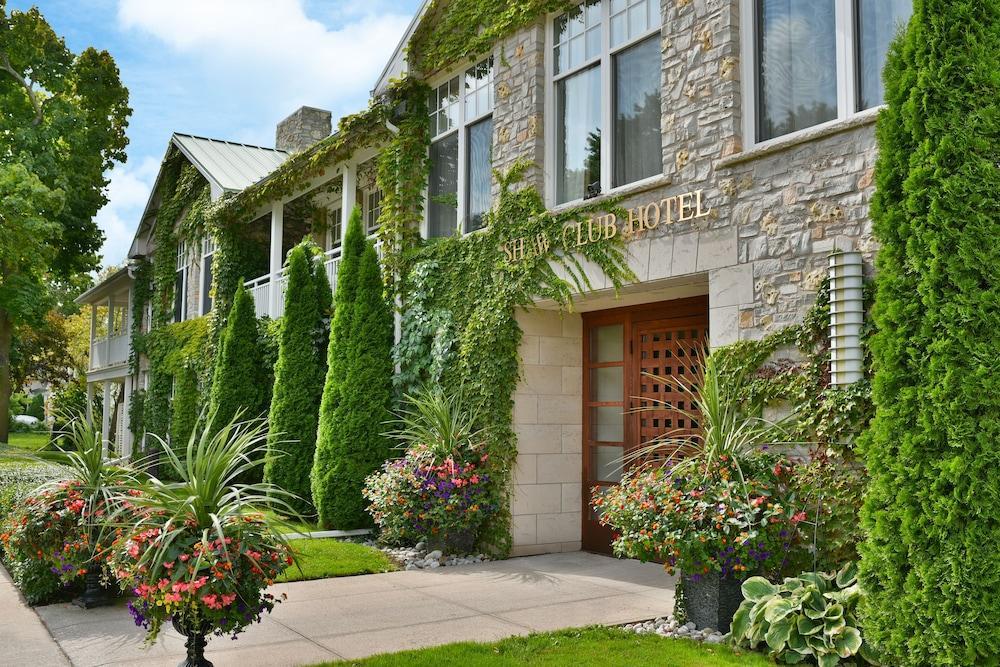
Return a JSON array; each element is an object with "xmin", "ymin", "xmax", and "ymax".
[
  {"xmin": 364, "ymin": 386, "xmax": 500, "ymax": 552},
  {"xmin": 1, "ymin": 418, "xmax": 131, "ymax": 590},
  {"xmin": 110, "ymin": 414, "xmax": 297, "ymax": 642}
]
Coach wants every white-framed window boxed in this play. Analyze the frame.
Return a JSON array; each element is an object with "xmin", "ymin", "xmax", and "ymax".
[
  {"xmin": 364, "ymin": 188, "xmax": 383, "ymax": 236},
  {"xmin": 427, "ymin": 56, "xmax": 495, "ymax": 237},
  {"xmin": 325, "ymin": 206, "xmax": 344, "ymax": 251},
  {"xmin": 742, "ymin": 0, "xmax": 912, "ymax": 145},
  {"xmin": 547, "ymin": 0, "xmax": 662, "ymax": 207},
  {"xmin": 200, "ymin": 237, "xmax": 216, "ymax": 316},
  {"xmin": 174, "ymin": 241, "xmax": 188, "ymax": 323}
]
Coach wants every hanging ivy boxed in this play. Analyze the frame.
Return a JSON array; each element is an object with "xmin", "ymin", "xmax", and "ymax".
[
  {"xmin": 393, "ymin": 162, "xmax": 635, "ymax": 554},
  {"xmin": 406, "ymin": 0, "xmax": 575, "ymax": 76}
]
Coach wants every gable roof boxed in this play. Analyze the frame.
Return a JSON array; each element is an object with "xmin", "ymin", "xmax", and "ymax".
[
  {"xmin": 373, "ymin": 0, "xmax": 433, "ymax": 95},
  {"xmin": 128, "ymin": 133, "xmax": 290, "ymax": 259},
  {"xmin": 171, "ymin": 133, "xmax": 289, "ymax": 195}
]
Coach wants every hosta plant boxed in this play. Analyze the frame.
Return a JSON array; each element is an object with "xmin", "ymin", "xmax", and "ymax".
[
  {"xmin": 730, "ymin": 561, "xmax": 877, "ymax": 666},
  {"xmin": 110, "ymin": 414, "xmax": 297, "ymax": 653}
]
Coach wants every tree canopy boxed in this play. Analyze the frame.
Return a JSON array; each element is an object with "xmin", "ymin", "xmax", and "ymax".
[{"xmin": 0, "ymin": 1, "xmax": 131, "ymax": 441}]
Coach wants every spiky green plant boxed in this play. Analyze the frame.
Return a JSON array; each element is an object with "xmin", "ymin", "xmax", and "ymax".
[
  {"xmin": 388, "ymin": 385, "xmax": 484, "ymax": 463},
  {"xmin": 111, "ymin": 413, "xmax": 301, "ymax": 642},
  {"xmin": 626, "ymin": 348, "xmax": 798, "ymax": 487}
]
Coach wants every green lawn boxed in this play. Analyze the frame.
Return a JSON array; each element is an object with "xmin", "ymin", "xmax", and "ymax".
[
  {"xmin": 315, "ymin": 627, "xmax": 771, "ymax": 666},
  {"xmin": 4, "ymin": 431, "xmax": 49, "ymax": 451},
  {"xmin": 278, "ymin": 538, "xmax": 397, "ymax": 582},
  {"xmin": 261, "ymin": 509, "xmax": 320, "ymax": 535}
]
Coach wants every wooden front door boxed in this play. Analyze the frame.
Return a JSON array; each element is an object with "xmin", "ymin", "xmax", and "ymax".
[{"xmin": 581, "ymin": 296, "xmax": 708, "ymax": 554}]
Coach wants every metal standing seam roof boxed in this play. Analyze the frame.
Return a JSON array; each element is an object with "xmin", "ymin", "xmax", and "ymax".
[{"xmin": 171, "ymin": 133, "xmax": 289, "ymax": 193}]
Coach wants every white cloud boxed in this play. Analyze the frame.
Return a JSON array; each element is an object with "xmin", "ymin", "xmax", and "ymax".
[
  {"xmin": 116, "ymin": 0, "xmax": 412, "ymax": 119},
  {"xmin": 95, "ymin": 157, "xmax": 160, "ymax": 268}
]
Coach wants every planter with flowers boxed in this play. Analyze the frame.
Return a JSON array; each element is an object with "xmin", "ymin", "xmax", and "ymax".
[
  {"xmin": 0, "ymin": 419, "xmax": 130, "ymax": 608},
  {"xmin": 595, "ymin": 350, "xmax": 809, "ymax": 632},
  {"xmin": 110, "ymin": 415, "xmax": 297, "ymax": 667},
  {"xmin": 364, "ymin": 386, "xmax": 500, "ymax": 554}
]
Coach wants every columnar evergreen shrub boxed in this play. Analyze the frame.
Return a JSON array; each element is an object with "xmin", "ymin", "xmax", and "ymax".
[
  {"xmin": 208, "ymin": 284, "xmax": 267, "ymax": 483},
  {"xmin": 169, "ymin": 365, "xmax": 198, "ymax": 450},
  {"xmin": 860, "ymin": 2, "xmax": 1000, "ymax": 664},
  {"xmin": 311, "ymin": 208, "xmax": 393, "ymax": 529},
  {"xmin": 264, "ymin": 241, "xmax": 331, "ymax": 517}
]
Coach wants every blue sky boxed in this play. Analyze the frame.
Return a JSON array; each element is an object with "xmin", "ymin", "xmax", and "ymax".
[{"xmin": 11, "ymin": 0, "xmax": 423, "ymax": 268}]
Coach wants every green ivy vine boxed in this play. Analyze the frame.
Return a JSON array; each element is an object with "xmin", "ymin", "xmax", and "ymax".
[
  {"xmin": 407, "ymin": 0, "xmax": 575, "ymax": 76},
  {"xmin": 393, "ymin": 162, "xmax": 635, "ymax": 555}
]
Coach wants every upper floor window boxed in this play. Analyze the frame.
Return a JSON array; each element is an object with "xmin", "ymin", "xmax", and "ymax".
[
  {"xmin": 551, "ymin": 0, "xmax": 662, "ymax": 206},
  {"xmin": 326, "ymin": 206, "xmax": 343, "ymax": 251},
  {"xmin": 174, "ymin": 241, "xmax": 188, "ymax": 323},
  {"xmin": 364, "ymin": 188, "xmax": 383, "ymax": 236},
  {"xmin": 200, "ymin": 237, "xmax": 216, "ymax": 316},
  {"xmin": 750, "ymin": 0, "xmax": 911, "ymax": 143},
  {"xmin": 427, "ymin": 57, "xmax": 494, "ymax": 237}
]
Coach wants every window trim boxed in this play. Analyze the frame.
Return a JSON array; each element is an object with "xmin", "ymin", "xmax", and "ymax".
[
  {"xmin": 741, "ymin": 0, "xmax": 892, "ymax": 149},
  {"xmin": 325, "ymin": 205, "xmax": 344, "ymax": 251},
  {"xmin": 199, "ymin": 237, "xmax": 215, "ymax": 317},
  {"xmin": 544, "ymin": 0, "xmax": 664, "ymax": 208},
  {"xmin": 425, "ymin": 56, "xmax": 495, "ymax": 237}
]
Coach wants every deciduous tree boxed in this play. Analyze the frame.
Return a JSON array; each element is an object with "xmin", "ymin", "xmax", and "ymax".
[{"xmin": 0, "ymin": 1, "xmax": 130, "ymax": 442}]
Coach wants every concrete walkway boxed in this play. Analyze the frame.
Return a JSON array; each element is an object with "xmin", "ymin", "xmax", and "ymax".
[
  {"xmin": 27, "ymin": 552, "xmax": 675, "ymax": 666},
  {"xmin": 0, "ymin": 565, "xmax": 71, "ymax": 665}
]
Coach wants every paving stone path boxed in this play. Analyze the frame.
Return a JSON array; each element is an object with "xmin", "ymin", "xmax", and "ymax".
[{"xmin": 12, "ymin": 552, "xmax": 675, "ymax": 666}]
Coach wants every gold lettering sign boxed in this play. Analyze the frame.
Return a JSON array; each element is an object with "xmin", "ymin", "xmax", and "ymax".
[{"xmin": 501, "ymin": 189, "xmax": 712, "ymax": 263}]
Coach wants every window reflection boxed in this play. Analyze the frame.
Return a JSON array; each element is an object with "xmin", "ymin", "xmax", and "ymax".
[
  {"xmin": 556, "ymin": 65, "xmax": 602, "ymax": 204},
  {"xmin": 856, "ymin": 0, "xmax": 912, "ymax": 110},
  {"xmin": 614, "ymin": 35, "xmax": 661, "ymax": 187},
  {"xmin": 756, "ymin": 0, "xmax": 837, "ymax": 141}
]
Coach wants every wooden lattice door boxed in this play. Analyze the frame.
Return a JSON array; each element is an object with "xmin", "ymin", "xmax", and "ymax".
[
  {"xmin": 633, "ymin": 318, "xmax": 706, "ymax": 463},
  {"xmin": 581, "ymin": 297, "xmax": 708, "ymax": 553}
]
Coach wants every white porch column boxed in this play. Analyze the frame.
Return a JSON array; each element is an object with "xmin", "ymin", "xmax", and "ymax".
[
  {"xmin": 89, "ymin": 304, "xmax": 97, "ymax": 370},
  {"xmin": 269, "ymin": 203, "xmax": 284, "ymax": 316},
  {"xmin": 105, "ymin": 296, "xmax": 113, "ymax": 367},
  {"xmin": 121, "ymin": 380, "xmax": 132, "ymax": 458},
  {"xmin": 86, "ymin": 382, "xmax": 95, "ymax": 424},
  {"xmin": 341, "ymin": 163, "xmax": 356, "ymax": 238},
  {"xmin": 101, "ymin": 381, "xmax": 111, "ymax": 457}
]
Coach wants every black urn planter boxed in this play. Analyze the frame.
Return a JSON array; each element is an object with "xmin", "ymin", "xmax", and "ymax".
[
  {"xmin": 72, "ymin": 565, "xmax": 113, "ymax": 609},
  {"xmin": 681, "ymin": 572, "xmax": 744, "ymax": 633},
  {"xmin": 172, "ymin": 617, "xmax": 213, "ymax": 667}
]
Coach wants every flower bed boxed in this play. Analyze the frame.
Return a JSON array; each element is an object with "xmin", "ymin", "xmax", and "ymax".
[
  {"xmin": 596, "ymin": 454, "xmax": 806, "ymax": 581},
  {"xmin": 364, "ymin": 449, "xmax": 498, "ymax": 552}
]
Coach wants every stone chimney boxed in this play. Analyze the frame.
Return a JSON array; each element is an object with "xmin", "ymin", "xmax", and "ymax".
[{"xmin": 275, "ymin": 106, "xmax": 332, "ymax": 153}]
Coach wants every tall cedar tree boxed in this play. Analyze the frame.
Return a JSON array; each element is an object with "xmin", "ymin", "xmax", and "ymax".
[
  {"xmin": 311, "ymin": 208, "xmax": 393, "ymax": 529},
  {"xmin": 208, "ymin": 283, "xmax": 268, "ymax": 480},
  {"xmin": 0, "ymin": 2, "xmax": 130, "ymax": 441},
  {"xmin": 859, "ymin": 2, "xmax": 1000, "ymax": 664},
  {"xmin": 264, "ymin": 241, "xmax": 331, "ymax": 517}
]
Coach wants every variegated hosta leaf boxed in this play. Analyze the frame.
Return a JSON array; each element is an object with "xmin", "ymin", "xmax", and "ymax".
[
  {"xmin": 742, "ymin": 576, "xmax": 777, "ymax": 601},
  {"xmin": 834, "ymin": 627, "xmax": 862, "ymax": 658},
  {"xmin": 766, "ymin": 617, "xmax": 794, "ymax": 650},
  {"xmin": 798, "ymin": 616, "xmax": 824, "ymax": 636},
  {"xmin": 835, "ymin": 561, "xmax": 858, "ymax": 589},
  {"xmin": 764, "ymin": 597, "xmax": 796, "ymax": 623}
]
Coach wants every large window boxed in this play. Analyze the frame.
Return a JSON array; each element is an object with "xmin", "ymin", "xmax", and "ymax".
[
  {"xmin": 200, "ymin": 237, "xmax": 215, "ymax": 316},
  {"xmin": 427, "ymin": 57, "xmax": 494, "ymax": 236},
  {"xmin": 552, "ymin": 0, "xmax": 662, "ymax": 205},
  {"xmin": 856, "ymin": 0, "xmax": 911, "ymax": 111},
  {"xmin": 749, "ymin": 0, "xmax": 911, "ymax": 143},
  {"xmin": 174, "ymin": 241, "xmax": 188, "ymax": 323}
]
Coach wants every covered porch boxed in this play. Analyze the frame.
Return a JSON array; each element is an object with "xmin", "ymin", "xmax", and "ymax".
[
  {"xmin": 243, "ymin": 150, "xmax": 383, "ymax": 319},
  {"xmin": 75, "ymin": 267, "xmax": 135, "ymax": 457}
]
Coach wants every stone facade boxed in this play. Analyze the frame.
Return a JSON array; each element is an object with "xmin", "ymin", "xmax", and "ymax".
[
  {"xmin": 511, "ymin": 308, "xmax": 584, "ymax": 556},
  {"xmin": 484, "ymin": 0, "xmax": 878, "ymax": 554},
  {"xmin": 276, "ymin": 106, "xmax": 333, "ymax": 154}
]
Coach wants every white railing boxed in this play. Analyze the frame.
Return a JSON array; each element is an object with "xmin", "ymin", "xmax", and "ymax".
[
  {"xmin": 90, "ymin": 332, "xmax": 130, "ymax": 370},
  {"xmin": 324, "ymin": 247, "xmax": 341, "ymax": 297},
  {"xmin": 245, "ymin": 275, "xmax": 271, "ymax": 319},
  {"xmin": 244, "ymin": 243, "xmax": 375, "ymax": 319}
]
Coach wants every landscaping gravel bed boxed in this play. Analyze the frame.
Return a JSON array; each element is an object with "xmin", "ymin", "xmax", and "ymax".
[
  {"xmin": 623, "ymin": 617, "xmax": 726, "ymax": 645},
  {"xmin": 367, "ymin": 540, "xmax": 490, "ymax": 570}
]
